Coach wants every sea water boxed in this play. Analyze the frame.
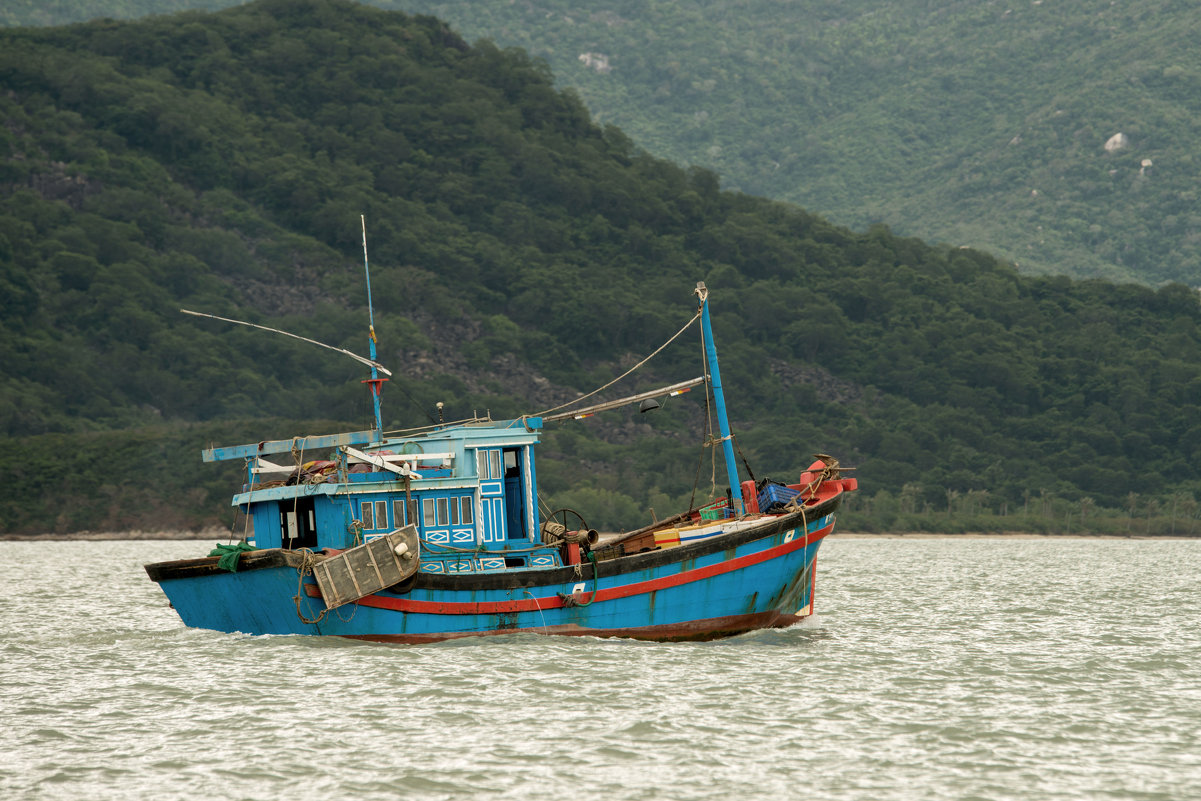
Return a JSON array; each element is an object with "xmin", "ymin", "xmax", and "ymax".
[{"xmin": 1, "ymin": 536, "xmax": 1198, "ymax": 801}]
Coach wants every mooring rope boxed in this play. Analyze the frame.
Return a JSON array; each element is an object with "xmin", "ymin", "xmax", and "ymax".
[
  {"xmin": 292, "ymin": 548, "xmax": 329, "ymax": 625},
  {"xmin": 522, "ymin": 589, "xmax": 549, "ymax": 634}
]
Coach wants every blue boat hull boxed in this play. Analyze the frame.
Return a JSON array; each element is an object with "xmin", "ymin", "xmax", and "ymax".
[{"xmin": 147, "ymin": 502, "xmax": 839, "ymax": 643}]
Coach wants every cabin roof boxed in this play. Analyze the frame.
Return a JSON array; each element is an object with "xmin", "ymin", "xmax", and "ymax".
[{"xmin": 203, "ymin": 417, "xmax": 543, "ymax": 463}]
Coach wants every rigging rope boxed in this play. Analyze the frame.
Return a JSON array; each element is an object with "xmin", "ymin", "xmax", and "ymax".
[
  {"xmin": 732, "ymin": 433, "xmax": 758, "ymax": 486},
  {"xmin": 537, "ymin": 492, "xmax": 553, "ymax": 519},
  {"xmin": 533, "ymin": 310, "xmax": 701, "ymax": 418},
  {"xmin": 234, "ymin": 464, "xmax": 257, "ymax": 545}
]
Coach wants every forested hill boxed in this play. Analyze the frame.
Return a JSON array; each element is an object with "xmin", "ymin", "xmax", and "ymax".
[
  {"xmin": 9, "ymin": 0, "xmax": 1201, "ymax": 288},
  {"xmin": 386, "ymin": 0, "xmax": 1201, "ymax": 288},
  {"xmin": 3, "ymin": 0, "xmax": 1201, "ymax": 537},
  {"xmin": 0, "ymin": 0, "xmax": 238, "ymax": 27}
]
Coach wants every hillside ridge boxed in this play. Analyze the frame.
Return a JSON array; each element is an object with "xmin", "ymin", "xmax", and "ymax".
[{"xmin": 3, "ymin": 0, "xmax": 1201, "ymax": 538}]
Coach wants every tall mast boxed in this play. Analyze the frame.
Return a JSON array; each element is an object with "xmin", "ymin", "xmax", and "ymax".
[
  {"xmin": 361, "ymin": 215, "xmax": 386, "ymax": 441},
  {"xmin": 695, "ymin": 281, "xmax": 744, "ymax": 513}
]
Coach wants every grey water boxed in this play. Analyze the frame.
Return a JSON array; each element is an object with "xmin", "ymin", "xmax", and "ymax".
[{"xmin": 1, "ymin": 536, "xmax": 1198, "ymax": 801}]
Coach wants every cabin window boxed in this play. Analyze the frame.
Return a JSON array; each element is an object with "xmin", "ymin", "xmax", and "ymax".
[
  {"xmin": 423, "ymin": 498, "xmax": 435, "ymax": 527},
  {"xmin": 451, "ymin": 498, "xmax": 459, "ymax": 525},
  {"xmin": 393, "ymin": 498, "xmax": 418, "ymax": 527},
  {"xmin": 460, "ymin": 497, "xmax": 474, "ymax": 525},
  {"xmin": 473, "ymin": 449, "xmax": 502, "ymax": 480},
  {"xmin": 436, "ymin": 497, "xmax": 449, "ymax": 526},
  {"xmin": 375, "ymin": 500, "xmax": 388, "ymax": 530},
  {"xmin": 393, "ymin": 499, "xmax": 404, "ymax": 526},
  {"xmin": 477, "ymin": 449, "xmax": 503, "ymax": 479},
  {"xmin": 360, "ymin": 501, "xmax": 374, "ymax": 530},
  {"xmin": 504, "ymin": 450, "xmax": 519, "ymax": 477}
]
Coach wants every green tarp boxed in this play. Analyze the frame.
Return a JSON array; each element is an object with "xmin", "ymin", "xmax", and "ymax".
[{"xmin": 208, "ymin": 542, "xmax": 255, "ymax": 572}]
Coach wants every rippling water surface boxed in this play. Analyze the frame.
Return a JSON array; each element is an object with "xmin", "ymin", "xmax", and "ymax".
[{"xmin": 2, "ymin": 536, "xmax": 1198, "ymax": 800}]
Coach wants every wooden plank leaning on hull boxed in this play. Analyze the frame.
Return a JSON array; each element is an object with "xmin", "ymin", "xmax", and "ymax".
[{"xmin": 310, "ymin": 526, "xmax": 420, "ymax": 609}]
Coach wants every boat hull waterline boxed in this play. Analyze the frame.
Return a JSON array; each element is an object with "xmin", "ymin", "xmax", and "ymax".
[{"xmin": 147, "ymin": 503, "xmax": 839, "ymax": 643}]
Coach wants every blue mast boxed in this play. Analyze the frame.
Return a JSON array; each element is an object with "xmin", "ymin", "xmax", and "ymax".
[
  {"xmin": 695, "ymin": 281, "xmax": 744, "ymax": 513},
  {"xmin": 361, "ymin": 215, "xmax": 386, "ymax": 441}
]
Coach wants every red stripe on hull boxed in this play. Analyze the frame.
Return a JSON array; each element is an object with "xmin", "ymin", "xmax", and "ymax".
[
  {"xmin": 305, "ymin": 522, "xmax": 832, "ymax": 615},
  {"xmin": 342, "ymin": 609, "xmax": 807, "ymax": 644}
]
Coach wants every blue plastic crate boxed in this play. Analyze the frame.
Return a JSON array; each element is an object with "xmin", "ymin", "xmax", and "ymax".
[{"xmin": 757, "ymin": 482, "xmax": 800, "ymax": 511}]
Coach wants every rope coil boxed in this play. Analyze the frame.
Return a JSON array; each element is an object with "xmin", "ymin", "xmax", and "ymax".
[{"xmin": 292, "ymin": 548, "xmax": 329, "ymax": 625}]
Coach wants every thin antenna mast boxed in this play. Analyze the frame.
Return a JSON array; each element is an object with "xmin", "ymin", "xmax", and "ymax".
[{"xmin": 361, "ymin": 214, "xmax": 387, "ymax": 441}]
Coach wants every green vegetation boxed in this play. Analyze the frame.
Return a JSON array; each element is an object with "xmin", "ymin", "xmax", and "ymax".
[
  {"xmin": 387, "ymin": 0, "xmax": 1201, "ymax": 287},
  {"xmin": 10, "ymin": 1, "xmax": 1201, "ymax": 287},
  {"xmin": 3, "ymin": 0, "xmax": 1201, "ymax": 537},
  {"xmin": 0, "ymin": 0, "xmax": 240, "ymax": 27}
]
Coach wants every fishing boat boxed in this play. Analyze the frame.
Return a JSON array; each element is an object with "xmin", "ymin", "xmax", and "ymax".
[{"xmin": 145, "ymin": 234, "xmax": 856, "ymax": 642}]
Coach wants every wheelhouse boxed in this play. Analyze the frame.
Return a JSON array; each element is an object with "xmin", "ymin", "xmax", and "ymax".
[{"xmin": 208, "ymin": 416, "xmax": 556, "ymax": 573}]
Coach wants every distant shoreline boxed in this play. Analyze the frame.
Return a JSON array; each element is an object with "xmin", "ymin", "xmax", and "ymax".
[{"xmin": 0, "ymin": 529, "xmax": 232, "ymax": 542}]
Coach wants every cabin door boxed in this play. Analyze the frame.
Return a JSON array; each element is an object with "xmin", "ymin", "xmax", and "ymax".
[
  {"xmin": 503, "ymin": 448, "xmax": 528, "ymax": 540},
  {"xmin": 280, "ymin": 496, "xmax": 317, "ymax": 550},
  {"xmin": 477, "ymin": 448, "xmax": 507, "ymax": 544}
]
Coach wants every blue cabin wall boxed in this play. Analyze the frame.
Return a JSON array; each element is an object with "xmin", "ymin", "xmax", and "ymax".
[
  {"xmin": 415, "ymin": 489, "xmax": 478, "ymax": 547},
  {"xmin": 249, "ymin": 480, "xmax": 528, "ymax": 552},
  {"xmin": 316, "ymin": 497, "xmax": 355, "ymax": 549},
  {"xmin": 238, "ymin": 420, "xmax": 544, "ymax": 556},
  {"xmin": 250, "ymin": 501, "xmax": 276, "ymax": 548}
]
